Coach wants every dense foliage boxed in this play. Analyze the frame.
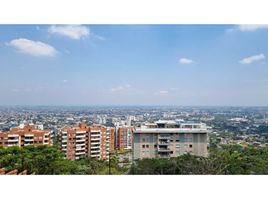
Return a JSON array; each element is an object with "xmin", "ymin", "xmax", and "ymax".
[
  {"xmin": 1, "ymin": 145, "xmax": 268, "ymax": 175},
  {"xmin": 129, "ymin": 145, "xmax": 268, "ymax": 175},
  {"xmin": 0, "ymin": 145, "xmax": 127, "ymax": 175}
]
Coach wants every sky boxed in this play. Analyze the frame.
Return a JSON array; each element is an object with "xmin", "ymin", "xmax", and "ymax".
[{"xmin": 0, "ymin": 24, "xmax": 268, "ymax": 106}]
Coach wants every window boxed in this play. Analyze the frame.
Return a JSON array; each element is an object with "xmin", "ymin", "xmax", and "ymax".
[
  {"xmin": 146, "ymin": 144, "xmax": 149, "ymax": 148},
  {"xmin": 142, "ymin": 145, "xmax": 145, "ymax": 148},
  {"xmin": 170, "ymin": 151, "xmax": 173, "ymax": 154},
  {"xmin": 154, "ymin": 144, "xmax": 157, "ymax": 148},
  {"xmin": 185, "ymin": 138, "xmax": 193, "ymax": 142},
  {"xmin": 189, "ymin": 144, "xmax": 193, "ymax": 148},
  {"xmin": 142, "ymin": 138, "xmax": 146, "ymax": 142}
]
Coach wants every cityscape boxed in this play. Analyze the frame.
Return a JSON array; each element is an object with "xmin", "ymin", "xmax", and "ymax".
[
  {"xmin": 1, "ymin": 24, "xmax": 268, "ymax": 175},
  {"xmin": 1, "ymin": 105, "xmax": 268, "ymax": 174}
]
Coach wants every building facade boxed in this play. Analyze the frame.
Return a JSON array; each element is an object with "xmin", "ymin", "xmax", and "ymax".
[
  {"xmin": 116, "ymin": 126, "xmax": 134, "ymax": 152},
  {"xmin": 0, "ymin": 123, "xmax": 52, "ymax": 148},
  {"xmin": 133, "ymin": 120, "xmax": 210, "ymax": 160},
  {"xmin": 59, "ymin": 123, "xmax": 115, "ymax": 160}
]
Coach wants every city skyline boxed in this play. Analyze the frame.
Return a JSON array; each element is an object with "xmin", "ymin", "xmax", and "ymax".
[{"xmin": 1, "ymin": 24, "xmax": 268, "ymax": 106}]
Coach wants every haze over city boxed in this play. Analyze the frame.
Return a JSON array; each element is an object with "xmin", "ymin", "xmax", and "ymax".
[{"xmin": 1, "ymin": 24, "xmax": 268, "ymax": 106}]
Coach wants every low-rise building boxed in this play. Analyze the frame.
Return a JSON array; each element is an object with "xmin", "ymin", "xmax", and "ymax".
[
  {"xmin": 0, "ymin": 123, "xmax": 52, "ymax": 148},
  {"xmin": 133, "ymin": 120, "xmax": 210, "ymax": 160}
]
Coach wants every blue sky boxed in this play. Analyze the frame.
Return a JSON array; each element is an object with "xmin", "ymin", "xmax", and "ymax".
[{"xmin": 0, "ymin": 24, "xmax": 268, "ymax": 106}]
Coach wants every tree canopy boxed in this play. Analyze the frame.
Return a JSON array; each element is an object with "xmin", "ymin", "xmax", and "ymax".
[
  {"xmin": 129, "ymin": 145, "xmax": 268, "ymax": 175},
  {"xmin": 0, "ymin": 145, "xmax": 127, "ymax": 175},
  {"xmin": 1, "ymin": 145, "xmax": 268, "ymax": 175}
]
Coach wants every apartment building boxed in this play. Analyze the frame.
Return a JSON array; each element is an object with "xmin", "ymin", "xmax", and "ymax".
[
  {"xmin": 59, "ymin": 123, "xmax": 115, "ymax": 160},
  {"xmin": 0, "ymin": 123, "xmax": 52, "ymax": 148},
  {"xmin": 133, "ymin": 120, "xmax": 210, "ymax": 160},
  {"xmin": 116, "ymin": 126, "xmax": 134, "ymax": 152}
]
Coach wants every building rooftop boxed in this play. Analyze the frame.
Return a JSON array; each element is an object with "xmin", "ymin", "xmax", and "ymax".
[{"xmin": 135, "ymin": 120, "xmax": 210, "ymax": 134}]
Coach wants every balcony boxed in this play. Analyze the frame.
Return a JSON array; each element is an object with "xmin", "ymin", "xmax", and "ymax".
[
  {"xmin": 76, "ymin": 145, "xmax": 85, "ymax": 149},
  {"xmin": 158, "ymin": 148, "xmax": 171, "ymax": 152},
  {"xmin": 91, "ymin": 138, "xmax": 100, "ymax": 141},
  {"xmin": 7, "ymin": 144, "xmax": 19, "ymax": 147},
  {"xmin": 158, "ymin": 136, "xmax": 171, "ymax": 140},
  {"xmin": 91, "ymin": 149, "xmax": 101, "ymax": 153},
  {"xmin": 76, "ymin": 135, "xmax": 85, "ymax": 138},
  {"xmin": 24, "ymin": 138, "xmax": 34, "ymax": 142},
  {"xmin": 76, "ymin": 138, "xmax": 85, "ymax": 142},
  {"xmin": 25, "ymin": 135, "xmax": 34, "ymax": 137},
  {"xmin": 8, "ymin": 138, "xmax": 19, "ymax": 142},
  {"xmin": 91, "ymin": 141, "xmax": 100, "ymax": 145},
  {"xmin": 24, "ymin": 143, "xmax": 34, "ymax": 146},
  {"xmin": 158, "ymin": 142, "xmax": 169, "ymax": 146},
  {"xmin": 91, "ymin": 154, "xmax": 100, "ymax": 158},
  {"xmin": 75, "ymin": 151, "xmax": 85, "ymax": 155},
  {"xmin": 91, "ymin": 132, "xmax": 101, "ymax": 135},
  {"xmin": 91, "ymin": 146, "xmax": 100, "ymax": 149},
  {"xmin": 76, "ymin": 143, "xmax": 85, "ymax": 146}
]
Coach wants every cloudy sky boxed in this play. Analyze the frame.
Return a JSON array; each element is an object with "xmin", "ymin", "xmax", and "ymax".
[{"xmin": 0, "ymin": 24, "xmax": 268, "ymax": 106}]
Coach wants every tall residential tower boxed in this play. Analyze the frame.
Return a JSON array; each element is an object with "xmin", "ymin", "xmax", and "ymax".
[{"xmin": 59, "ymin": 123, "xmax": 115, "ymax": 160}]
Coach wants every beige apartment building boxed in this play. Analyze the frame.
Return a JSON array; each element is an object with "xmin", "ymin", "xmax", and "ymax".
[
  {"xmin": 133, "ymin": 120, "xmax": 210, "ymax": 160},
  {"xmin": 59, "ymin": 123, "xmax": 115, "ymax": 160},
  {"xmin": 0, "ymin": 123, "xmax": 52, "ymax": 148}
]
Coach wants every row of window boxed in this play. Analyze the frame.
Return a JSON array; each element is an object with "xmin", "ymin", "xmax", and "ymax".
[
  {"xmin": 142, "ymin": 137, "xmax": 193, "ymax": 143},
  {"xmin": 142, "ymin": 144, "xmax": 150, "ymax": 148},
  {"xmin": 142, "ymin": 143, "xmax": 193, "ymax": 149}
]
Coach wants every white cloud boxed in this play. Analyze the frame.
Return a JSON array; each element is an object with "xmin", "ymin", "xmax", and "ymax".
[
  {"xmin": 238, "ymin": 25, "xmax": 268, "ymax": 32},
  {"xmin": 227, "ymin": 25, "xmax": 268, "ymax": 33},
  {"xmin": 48, "ymin": 25, "xmax": 90, "ymax": 40},
  {"xmin": 154, "ymin": 90, "xmax": 169, "ymax": 95},
  {"xmin": 63, "ymin": 80, "xmax": 68, "ymax": 83},
  {"xmin": 170, "ymin": 87, "xmax": 179, "ymax": 91},
  {"xmin": 179, "ymin": 58, "xmax": 194, "ymax": 64},
  {"xmin": 111, "ymin": 86, "xmax": 124, "ymax": 92},
  {"xmin": 7, "ymin": 38, "xmax": 57, "ymax": 57},
  {"xmin": 110, "ymin": 84, "xmax": 131, "ymax": 93},
  {"xmin": 239, "ymin": 54, "xmax": 265, "ymax": 64}
]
